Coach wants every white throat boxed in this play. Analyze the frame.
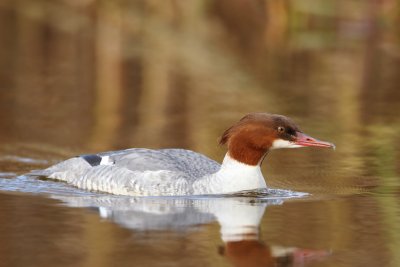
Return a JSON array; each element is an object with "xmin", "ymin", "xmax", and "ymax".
[
  {"xmin": 221, "ymin": 153, "xmax": 263, "ymax": 171},
  {"xmin": 193, "ymin": 154, "xmax": 267, "ymax": 195}
]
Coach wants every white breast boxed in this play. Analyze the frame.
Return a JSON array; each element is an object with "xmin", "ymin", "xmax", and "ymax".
[{"xmin": 192, "ymin": 154, "xmax": 267, "ymax": 195}]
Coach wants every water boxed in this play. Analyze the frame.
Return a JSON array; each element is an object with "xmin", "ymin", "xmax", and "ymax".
[{"xmin": 1, "ymin": 1, "xmax": 400, "ymax": 266}]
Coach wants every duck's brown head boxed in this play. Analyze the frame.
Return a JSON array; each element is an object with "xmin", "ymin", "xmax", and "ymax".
[{"xmin": 219, "ymin": 113, "xmax": 334, "ymax": 166}]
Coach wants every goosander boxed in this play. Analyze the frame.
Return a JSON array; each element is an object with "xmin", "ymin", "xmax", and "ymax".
[{"xmin": 29, "ymin": 113, "xmax": 334, "ymax": 196}]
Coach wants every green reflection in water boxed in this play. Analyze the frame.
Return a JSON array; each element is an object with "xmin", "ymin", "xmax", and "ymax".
[{"xmin": 365, "ymin": 124, "xmax": 400, "ymax": 267}]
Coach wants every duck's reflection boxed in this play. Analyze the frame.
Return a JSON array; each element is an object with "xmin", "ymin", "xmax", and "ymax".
[
  {"xmin": 220, "ymin": 238, "xmax": 330, "ymax": 267},
  {"xmin": 53, "ymin": 195, "xmax": 329, "ymax": 267}
]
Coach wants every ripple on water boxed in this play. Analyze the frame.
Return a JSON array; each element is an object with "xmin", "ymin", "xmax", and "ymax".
[
  {"xmin": 0, "ymin": 175, "xmax": 96, "ymax": 197},
  {"xmin": 0, "ymin": 174, "xmax": 309, "ymax": 202},
  {"xmin": 0, "ymin": 172, "xmax": 17, "ymax": 178},
  {"xmin": 0, "ymin": 155, "xmax": 49, "ymax": 165},
  {"xmin": 228, "ymin": 188, "xmax": 309, "ymax": 199}
]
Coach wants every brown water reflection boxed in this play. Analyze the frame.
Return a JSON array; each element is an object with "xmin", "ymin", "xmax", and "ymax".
[{"xmin": 1, "ymin": 0, "xmax": 400, "ymax": 267}]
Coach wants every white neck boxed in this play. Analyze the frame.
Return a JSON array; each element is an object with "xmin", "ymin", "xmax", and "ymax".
[{"xmin": 193, "ymin": 153, "xmax": 267, "ymax": 195}]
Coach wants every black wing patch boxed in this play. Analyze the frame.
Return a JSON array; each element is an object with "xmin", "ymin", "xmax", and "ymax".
[{"xmin": 80, "ymin": 154, "xmax": 102, "ymax": 167}]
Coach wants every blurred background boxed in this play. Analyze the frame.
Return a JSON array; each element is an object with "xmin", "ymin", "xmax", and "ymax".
[
  {"xmin": 1, "ymin": 1, "xmax": 400, "ymax": 266},
  {"xmin": 1, "ymin": 0, "xmax": 399, "ymax": 191}
]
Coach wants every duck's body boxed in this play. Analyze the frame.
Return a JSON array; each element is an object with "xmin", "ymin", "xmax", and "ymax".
[
  {"xmin": 30, "ymin": 113, "xmax": 334, "ymax": 196},
  {"xmin": 33, "ymin": 149, "xmax": 265, "ymax": 196}
]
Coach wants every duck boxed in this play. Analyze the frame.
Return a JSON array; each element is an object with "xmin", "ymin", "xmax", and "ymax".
[{"xmin": 29, "ymin": 113, "xmax": 334, "ymax": 196}]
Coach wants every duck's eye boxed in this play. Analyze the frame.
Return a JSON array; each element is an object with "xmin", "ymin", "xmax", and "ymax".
[{"xmin": 277, "ymin": 126, "xmax": 285, "ymax": 133}]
